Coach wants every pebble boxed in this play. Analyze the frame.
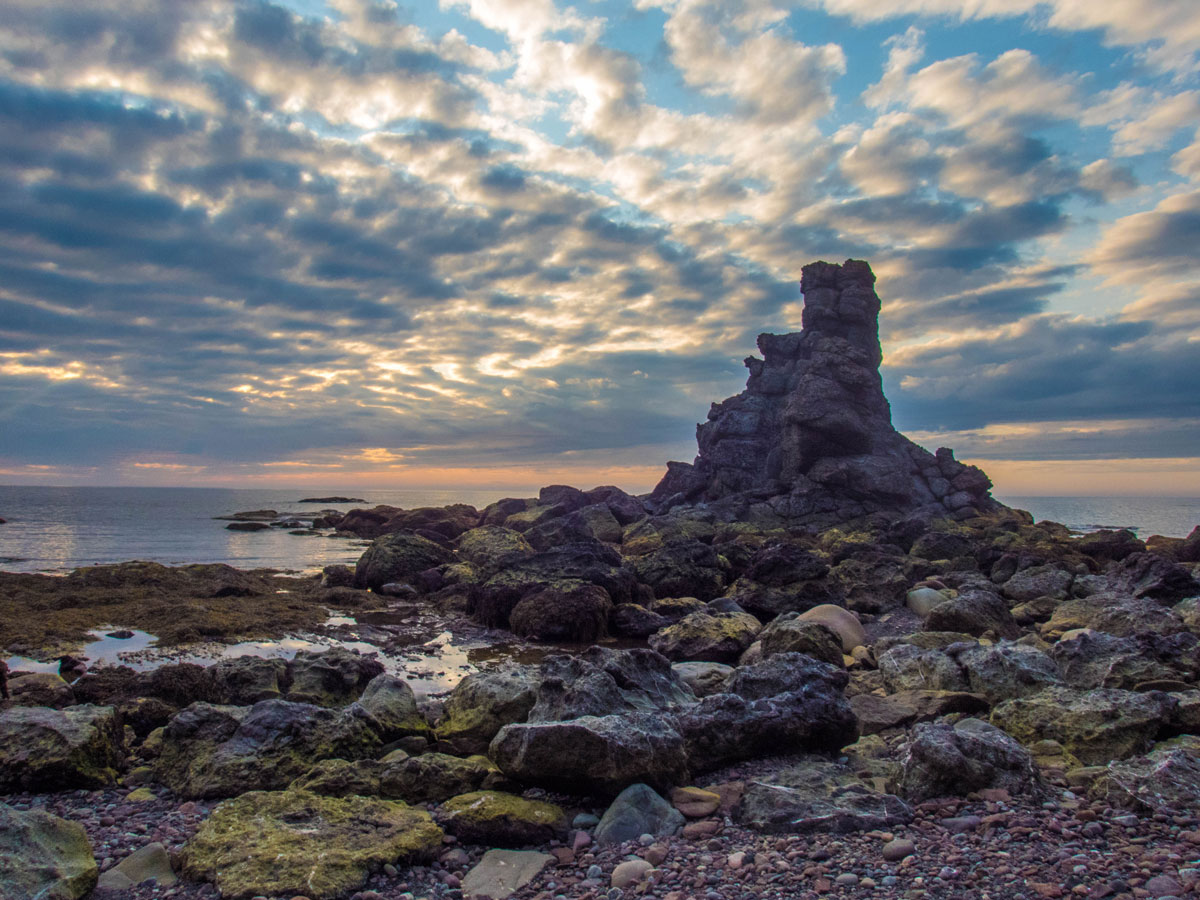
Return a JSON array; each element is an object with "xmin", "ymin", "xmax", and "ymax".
[
  {"xmin": 883, "ymin": 839, "xmax": 916, "ymax": 861},
  {"xmin": 611, "ymin": 859, "xmax": 653, "ymax": 889}
]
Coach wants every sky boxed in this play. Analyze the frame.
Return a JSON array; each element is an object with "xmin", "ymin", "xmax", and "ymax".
[{"xmin": 0, "ymin": 0, "xmax": 1198, "ymax": 496}]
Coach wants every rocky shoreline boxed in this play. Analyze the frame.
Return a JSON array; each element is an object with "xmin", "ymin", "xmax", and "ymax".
[{"xmin": 4, "ymin": 260, "xmax": 1200, "ymax": 900}]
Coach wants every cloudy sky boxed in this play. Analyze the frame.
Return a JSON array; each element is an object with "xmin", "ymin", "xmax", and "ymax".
[{"xmin": 0, "ymin": 0, "xmax": 1197, "ymax": 495}]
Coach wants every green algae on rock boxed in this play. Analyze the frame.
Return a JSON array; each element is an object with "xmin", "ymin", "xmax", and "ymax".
[
  {"xmin": 180, "ymin": 789, "xmax": 443, "ymax": 900},
  {"xmin": 0, "ymin": 803, "xmax": 98, "ymax": 900},
  {"xmin": 0, "ymin": 704, "xmax": 125, "ymax": 791},
  {"xmin": 439, "ymin": 790, "xmax": 568, "ymax": 846}
]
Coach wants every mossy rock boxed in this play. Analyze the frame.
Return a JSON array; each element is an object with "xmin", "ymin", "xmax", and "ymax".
[
  {"xmin": 757, "ymin": 614, "xmax": 845, "ymax": 666},
  {"xmin": 456, "ymin": 527, "xmax": 534, "ymax": 576},
  {"xmin": 509, "ymin": 582, "xmax": 612, "ymax": 642},
  {"xmin": 0, "ymin": 705, "xmax": 125, "ymax": 792},
  {"xmin": 648, "ymin": 611, "xmax": 762, "ymax": 663},
  {"xmin": 354, "ymin": 531, "xmax": 454, "ymax": 592},
  {"xmin": 436, "ymin": 665, "xmax": 538, "ymax": 755},
  {"xmin": 180, "ymin": 789, "xmax": 443, "ymax": 900},
  {"xmin": 292, "ymin": 752, "xmax": 502, "ymax": 804},
  {"xmin": 0, "ymin": 803, "xmax": 98, "ymax": 900},
  {"xmin": 439, "ymin": 790, "xmax": 568, "ymax": 846}
]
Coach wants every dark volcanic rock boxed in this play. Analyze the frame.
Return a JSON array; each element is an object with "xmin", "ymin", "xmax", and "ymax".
[{"xmin": 647, "ymin": 259, "xmax": 1001, "ymax": 525}]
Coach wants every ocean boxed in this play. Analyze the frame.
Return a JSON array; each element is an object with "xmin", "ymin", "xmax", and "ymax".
[{"xmin": 0, "ymin": 485, "xmax": 1196, "ymax": 575}]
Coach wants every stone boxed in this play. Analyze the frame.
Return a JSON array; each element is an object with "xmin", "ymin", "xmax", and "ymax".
[
  {"xmin": 899, "ymin": 718, "xmax": 1045, "ymax": 802},
  {"xmin": 596, "ymin": 783, "xmax": 685, "ymax": 844},
  {"xmin": 156, "ymin": 699, "xmax": 383, "ymax": 799},
  {"xmin": 180, "ymin": 790, "xmax": 442, "ymax": 900},
  {"xmin": 293, "ymin": 752, "xmax": 500, "ymax": 804},
  {"xmin": 461, "ymin": 849, "xmax": 553, "ymax": 900},
  {"xmin": 1109, "ymin": 552, "xmax": 1200, "ymax": 602},
  {"xmin": 1001, "ymin": 565, "xmax": 1074, "ymax": 603},
  {"xmin": 0, "ymin": 803, "xmax": 98, "ymax": 900},
  {"xmin": 955, "ymin": 642, "xmax": 1061, "ymax": 704},
  {"xmin": 991, "ymin": 687, "xmax": 1173, "ymax": 765},
  {"xmin": 287, "ymin": 648, "xmax": 384, "ymax": 707},
  {"xmin": 797, "ymin": 604, "xmax": 867, "ymax": 652},
  {"xmin": 876, "ymin": 644, "xmax": 970, "ymax": 694},
  {"xmin": 646, "ymin": 260, "xmax": 1001, "ymax": 527},
  {"xmin": 1074, "ymin": 529, "xmax": 1145, "ymax": 562},
  {"xmin": 95, "ymin": 841, "xmax": 176, "ymax": 891},
  {"xmin": 1043, "ymin": 592, "xmax": 1186, "ymax": 639},
  {"xmin": 925, "ymin": 588, "xmax": 1020, "ymax": 639},
  {"xmin": 0, "ymin": 704, "xmax": 125, "ymax": 791},
  {"xmin": 509, "ymin": 581, "xmax": 613, "ymax": 642},
  {"xmin": 527, "ymin": 647, "xmax": 694, "ymax": 722},
  {"xmin": 738, "ymin": 759, "xmax": 913, "ymax": 833},
  {"xmin": 439, "ymin": 791, "xmax": 568, "ymax": 846},
  {"xmin": 649, "ymin": 611, "xmax": 762, "ymax": 663},
  {"xmin": 670, "ymin": 786, "xmax": 721, "ymax": 818},
  {"xmin": 354, "ymin": 530, "xmax": 454, "ymax": 591},
  {"xmin": 882, "ymin": 839, "xmax": 915, "ymax": 861},
  {"xmin": 1090, "ymin": 745, "xmax": 1200, "ymax": 812},
  {"xmin": 677, "ymin": 652, "xmax": 857, "ymax": 772},
  {"xmin": 1051, "ymin": 630, "xmax": 1200, "ymax": 691},
  {"xmin": 670, "ymin": 662, "xmax": 733, "ymax": 698},
  {"xmin": 907, "ymin": 587, "xmax": 951, "ymax": 618},
  {"xmin": 612, "ymin": 859, "xmax": 654, "ymax": 889},
  {"xmin": 437, "ymin": 664, "xmax": 538, "ymax": 755},
  {"xmin": 850, "ymin": 690, "xmax": 989, "ymax": 735},
  {"xmin": 610, "ymin": 603, "xmax": 670, "ymax": 637},
  {"xmin": 631, "ymin": 540, "xmax": 728, "ymax": 601},
  {"xmin": 5, "ymin": 671, "xmax": 75, "ymax": 708},
  {"xmin": 525, "ymin": 503, "xmax": 623, "ymax": 551},
  {"xmin": 490, "ymin": 712, "xmax": 688, "ymax": 798},
  {"xmin": 755, "ymin": 613, "xmax": 845, "ymax": 666},
  {"xmin": 355, "ymin": 673, "xmax": 432, "ymax": 741},
  {"xmin": 455, "ymin": 526, "xmax": 534, "ymax": 576}
]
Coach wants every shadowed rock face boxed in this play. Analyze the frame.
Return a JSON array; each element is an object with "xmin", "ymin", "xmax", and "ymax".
[{"xmin": 648, "ymin": 259, "xmax": 1001, "ymax": 526}]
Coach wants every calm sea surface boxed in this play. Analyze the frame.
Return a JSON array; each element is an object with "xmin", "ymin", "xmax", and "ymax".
[{"xmin": 0, "ymin": 486, "xmax": 1196, "ymax": 575}]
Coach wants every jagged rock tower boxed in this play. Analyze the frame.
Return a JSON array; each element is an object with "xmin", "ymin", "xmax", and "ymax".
[{"xmin": 648, "ymin": 259, "xmax": 1001, "ymax": 525}]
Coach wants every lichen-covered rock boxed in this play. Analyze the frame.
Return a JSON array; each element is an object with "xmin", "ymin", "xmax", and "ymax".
[
  {"xmin": 354, "ymin": 530, "xmax": 454, "ymax": 591},
  {"xmin": 1050, "ymin": 631, "xmax": 1200, "ymax": 691},
  {"xmin": 595, "ymin": 783, "xmax": 684, "ymax": 844},
  {"xmin": 291, "ymin": 752, "xmax": 501, "ymax": 804},
  {"xmin": 631, "ymin": 539, "xmax": 727, "ymax": 601},
  {"xmin": 756, "ymin": 613, "xmax": 844, "ymax": 667},
  {"xmin": 490, "ymin": 712, "xmax": 689, "ymax": 797},
  {"xmin": 991, "ymin": 687, "xmax": 1173, "ymax": 765},
  {"xmin": 1090, "ymin": 744, "xmax": 1200, "ymax": 812},
  {"xmin": 739, "ymin": 759, "xmax": 913, "ymax": 833},
  {"xmin": 156, "ymin": 699, "xmax": 383, "ymax": 799},
  {"xmin": 1074, "ymin": 529, "xmax": 1145, "ymax": 562},
  {"xmin": 287, "ymin": 648, "xmax": 385, "ymax": 707},
  {"xmin": 1108, "ymin": 552, "xmax": 1200, "ymax": 602},
  {"xmin": 353, "ymin": 674, "xmax": 432, "ymax": 742},
  {"xmin": 0, "ymin": 704, "xmax": 125, "ymax": 792},
  {"xmin": 439, "ymin": 790, "xmax": 567, "ymax": 846},
  {"xmin": 925, "ymin": 588, "xmax": 1019, "ymax": 638},
  {"xmin": 723, "ymin": 543, "xmax": 841, "ymax": 618},
  {"xmin": 610, "ymin": 603, "xmax": 670, "ymax": 637},
  {"xmin": 1001, "ymin": 565, "xmax": 1074, "ymax": 603},
  {"xmin": 0, "ymin": 803, "xmax": 98, "ymax": 900},
  {"xmin": 876, "ymin": 644, "xmax": 970, "ymax": 694},
  {"xmin": 509, "ymin": 581, "xmax": 612, "ymax": 642},
  {"xmin": 649, "ymin": 611, "xmax": 762, "ymax": 663},
  {"xmin": 525, "ymin": 504, "xmax": 623, "ymax": 551},
  {"xmin": 1041, "ymin": 593, "xmax": 1185, "ymax": 639},
  {"xmin": 527, "ymin": 648, "xmax": 694, "ymax": 723},
  {"xmin": 437, "ymin": 665, "xmax": 538, "ymax": 755},
  {"xmin": 180, "ymin": 789, "xmax": 442, "ymax": 900},
  {"xmin": 955, "ymin": 642, "xmax": 1061, "ymax": 704},
  {"xmin": 899, "ymin": 718, "xmax": 1045, "ymax": 802},
  {"xmin": 455, "ymin": 526, "xmax": 534, "ymax": 576},
  {"xmin": 5, "ymin": 671, "xmax": 75, "ymax": 708}
]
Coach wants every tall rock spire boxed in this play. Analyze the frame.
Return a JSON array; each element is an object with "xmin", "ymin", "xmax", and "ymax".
[{"xmin": 648, "ymin": 259, "xmax": 1000, "ymax": 525}]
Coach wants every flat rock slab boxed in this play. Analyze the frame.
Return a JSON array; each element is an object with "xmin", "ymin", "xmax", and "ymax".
[
  {"xmin": 0, "ymin": 802, "xmax": 98, "ymax": 900},
  {"xmin": 180, "ymin": 789, "xmax": 442, "ymax": 900},
  {"xmin": 738, "ymin": 759, "xmax": 913, "ymax": 834},
  {"xmin": 462, "ymin": 849, "xmax": 553, "ymax": 900}
]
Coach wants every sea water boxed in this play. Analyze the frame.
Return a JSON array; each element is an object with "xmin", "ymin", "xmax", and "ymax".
[{"xmin": 0, "ymin": 485, "xmax": 1196, "ymax": 575}]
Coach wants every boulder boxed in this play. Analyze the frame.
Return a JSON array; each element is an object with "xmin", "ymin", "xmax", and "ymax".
[
  {"xmin": 1041, "ymin": 593, "xmax": 1184, "ymax": 639},
  {"xmin": 156, "ymin": 699, "xmax": 383, "ymax": 799},
  {"xmin": 677, "ymin": 653, "xmax": 857, "ymax": 772},
  {"xmin": 631, "ymin": 539, "xmax": 727, "ymax": 601},
  {"xmin": 584, "ymin": 485, "xmax": 647, "ymax": 525},
  {"xmin": 206, "ymin": 656, "xmax": 289, "ymax": 705},
  {"xmin": 1074, "ymin": 529, "xmax": 1145, "ymax": 562},
  {"xmin": 739, "ymin": 759, "xmax": 913, "ymax": 833},
  {"xmin": 439, "ymin": 790, "xmax": 568, "ymax": 846},
  {"xmin": 528, "ymin": 647, "xmax": 695, "ymax": 722},
  {"xmin": 906, "ymin": 586, "xmax": 952, "ymax": 618},
  {"xmin": 95, "ymin": 841, "xmax": 176, "ymax": 891},
  {"xmin": 0, "ymin": 803, "xmax": 98, "ymax": 900},
  {"xmin": 437, "ymin": 665, "xmax": 538, "ymax": 755},
  {"xmin": 354, "ymin": 674, "xmax": 432, "ymax": 742},
  {"xmin": 4, "ymin": 671, "xmax": 75, "ymax": 708},
  {"xmin": 899, "ymin": 718, "xmax": 1045, "ymax": 802},
  {"xmin": 461, "ymin": 849, "xmax": 553, "ymax": 900},
  {"xmin": 525, "ymin": 504, "xmax": 623, "ymax": 550},
  {"xmin": 724, "ymin": 544, "xmax": 841, "ymax": 618},
  {"xmin": 0, "ymin": 704, "xmax": 125, "ymax": 791},
  {"xmin": 925, "ymin": 588, "xmax": 1019, "ymax": 638},
  {"xmin": 610, "ymin": 603, "xmax": 670, "ymax": 637},
  {"xmin": 287, "ymin": 648, "xmax": 384, "ymax": 707},
  {"xmin": 1050, "ymin": 631, "xmax": 1200, "ymax": 691},
  {"xmin": 797, "ymin": 604, "xmax": 866, "ymax": 652},
  {"xmin": 910, "ymin": 531, "xmax": 974, "ymax": 561},
  {"xmin": 850, "ymin": 690, "xmax": 989, "ymax": 735},
  {"xmin": 1109, "ymin": 552, "xmax": 1200, "ymax": 602},
  {"xmin": 876, "ymin": 644, "xmax": 970, "ymax": 694},
  {"xmin": 1090, "ymin": 744, "xmax": 1200, "ymax": 812},
  {"xmin": 293, "ymin": 751, "xmax": 500, "ymax": 804},
  {"xmin": 180, "ymin": 789, "xmax": 442, "ymax": 900},
  {"xmin": 649, "ymin": 611, "xmax": 762, "ymax": 663},
  {"xmin": 509, "ymin": 581, "xmax": 612, "ymax": 642},
  {"xmin": 595, "ymin": 783, "xmax": 684, "ymax": 844},
  {"xmin": 490, "ymin": 711, "xmax": 689, "ymax": 797},
  {"xmin": 1001, "ymin": 565, "xmax": 1074, "ymax": 603},
  {"xmin": 955, "ymin": 642, "xmax": 1061, "ymax": 704},
  {"xmin": 671, "ymin": 662, "xmax": 734, "ymax": 698},
  {"xmin": 354, "ymin": 530, "xmax": 454, "ymax": 591},
  {"xmin": 455, "ymin": 526, "xmax": 534, "ymax": 576},
  {"xmin": 991, "ymin": 687, "xmax": 1173, "ymax": 765},
  {"xmin": 756, "ymin": 614, "xmax": 844, "ymax": 667}
]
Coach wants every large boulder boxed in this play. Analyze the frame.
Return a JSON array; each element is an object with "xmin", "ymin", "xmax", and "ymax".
[
  {"xmin": 723, "ymin": 543, "xmax": 841, "ymax": 618},
  {"xmin": 649, "ymin": 611, "xmax": 763, "ymax": 663},
  {"xmin": 455, "ymin": 526, "xmax": 534, "ymax": 576},
  {"xmin": 0, "ymin": 705, "xmax": 125, "ymax": 791},
  {"xmin": 631, "ymin": 540, "xmax": 727, "ymax": 601},
  {"xmin": 206, "ymin": 656, "xmax": 289, "ymax": 705},
  {"xmin": 525, "ymin": 504, "xmax": 623, "ymax": 551},
  {"xmin": 955, "ymin": 642, "xmax": 1061, "ymax": 704},
  {"xmin": 1090, "ymin": 743, "xmax": 1200, "ymax": 811},
  {"xmin": 509, "ymin": 581, "xmax": 612, "ymax": 642},
  {"xmin": 1001, "ymin": 564, "xmax": 1074, "ymax": 603},
  {"xmin": 925, "ymin": 588, "xmax": 1019, "ymax": 638},
  {"xmin": 991, "ymin": 687, "xmax": 1174, "ymax": 765},
  {"xmin": 489, "ymin": 711, "xmax": 689, "ymax": 797},
  {"xmin": 739, "ymin": 758, "xmax": 913, "ymax": 833},
  {"xmin": 797, "ymin": 604, "xmax": 866, "ymax": 652},
  {"xmin": 899, "ymin": 718, "xmax": 1045, "ymax": 802},
  {"xmin": 584, "ymin": 485, "xmax": 647, "ymax": 525},
  {"xmin": 850, "ymin": 690, "xmax": 989, "ymax": 735},
  {"xmin": 756, "ymin": 613, "xmax": 845, "ymax": 667},
  {"xmin": 677, "ymin": 652, "xmax": 857, "ymax": 772},
  {"xmin": 287, "ymin": 648, "xmax": 385, "ymax": 707},
  {"xmin": 1042, "ymin": 593, "xmax": 1184, "ymax": 639},
  {"xmin": 1109, "ymin": 552, "xmax": 1200, "ymax": 602},
  {"xmin": 877, "ymin": 644, "xmax": 970, "ymax": 694},
  {"xmin": 0, "ymin": 804, "xmax": 98, "ymax": 900},
  {"xmin": 439, "ymin": 791, "xmax": 568, "ymax": 846},
  {"xmin": 156, "ymin": 699, "xmax": 383, "ymax": 799},
  {"xmin": 4, "ymin": 671, "xmax": 75, "ymax": 708},
  {"xmin": 437, "ymin": 665, "xmax": 538, "ymax": 755},
  {"xmin": 1050, "ymin": 630, "xmax": 1200, "ymax": 691},
  {"xmin": 354, "ymin": 674, "xmax": 432, "ymax": 742},
  {"xmin": 527, "ymin": 647, "xmax": 695, "ymax": 722},
  {"xmin": 180, "ymin": 789, "xmax": 442, "ymax": 900},
  {"xmin": 292, "ymin": 751, "xmax": 500, "ymax": 804},
  {"xmin": 354, "ymin": 531, "xmax": 454, "ymax": 591}
]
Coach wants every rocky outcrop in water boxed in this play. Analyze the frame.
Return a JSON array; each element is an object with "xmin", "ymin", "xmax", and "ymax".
[{"xmin": 648, "ymin": 259, "xmax": 1000, "ymax": 526}]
